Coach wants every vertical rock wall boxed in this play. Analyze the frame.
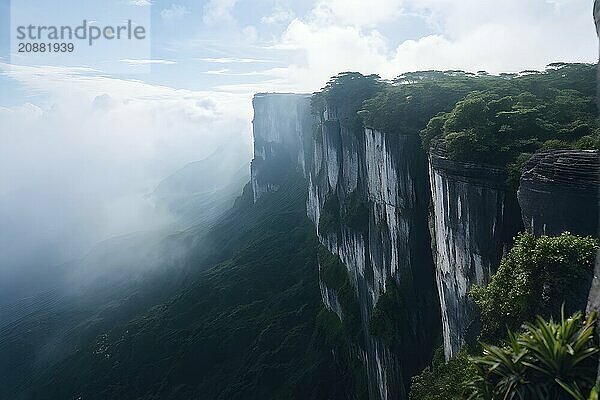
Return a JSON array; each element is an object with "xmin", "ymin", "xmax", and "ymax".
[
  {"xmin": 251, "ymin": 93, "xmax": 311, "ymax": 201},
  {"xmin": 306, "ymin": 104, "xmax": 439, "ymax": 399},
  {"xmin": 429, "ymin": 156, "xmax": 522, "ymax": 359}
]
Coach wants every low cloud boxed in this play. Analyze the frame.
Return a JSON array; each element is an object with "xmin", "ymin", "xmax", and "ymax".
[
  {"xmin": 261, "ymin": 8, "xmax": 295, "ymax": 25},
  {"xmin": 0, "ymin": 64, "xmax": 252, "ymax": 292},
  {"xmin": 200, "ymin": 57, "xmax": 274, "ymax": 64}
]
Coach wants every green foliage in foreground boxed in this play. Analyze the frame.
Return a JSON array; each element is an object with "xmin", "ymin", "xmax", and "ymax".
[
  {"xmin": 470, "ymin": 231, "xmax": 598, "ymax": 343},
  {"xmin": 410, "ymin": 231, "xmax": 599, "ymax": 400},
  {"xmin": 410, "ymin": 311, "xmax": 600, "ymax": 400},
  {"xmin": 469, "ymin": 310, "xmax": 599, "ymax": 400}
]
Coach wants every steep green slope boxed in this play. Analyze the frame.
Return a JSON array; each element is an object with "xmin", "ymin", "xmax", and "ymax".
[{"xmin": 29, "ymin": 175, "xmax": 356, "ymax": 400}]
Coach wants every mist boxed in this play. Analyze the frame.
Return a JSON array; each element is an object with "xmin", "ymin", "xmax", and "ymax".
[{"xmin": 0, "ymin": 65, "xmax": 253, "ymax": 304}]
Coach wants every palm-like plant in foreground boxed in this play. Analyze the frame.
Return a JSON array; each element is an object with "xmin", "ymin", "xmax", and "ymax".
[{"xmin": 469, "ymin": 309, "xmax": 599, "ymax": 400}]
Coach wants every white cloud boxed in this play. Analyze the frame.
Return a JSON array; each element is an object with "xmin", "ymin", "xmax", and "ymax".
[
  {"xmin": 120, "ymin": 59, "xmax": 177, "ymax": 65},
  {"xmin": 312, "ymin": 0, "xmax": 403, "ymax": 28},
  {"xmin": 249, "ymin": 19, "xmax": 389, "ymax": 92},
  {"xmin": 128, "ymin": 0, "xmax": 152, "ymax": 6},
  {"xmin": 203, "ymin": 68, "xmax": 231, "ymax": 75},
  {"xmin": 199, "ymin": 57, "xmax": 273, "ymax": 63},
  {"xmin": 243, "ymin": 25, "xmax": 258, "ymax": 43},
  {"xmin": 254, "ymin": 0, "xmax": 597, "ymax": 94},
  {"xmin": 261, "ymin": 8, "xmax": 295, "ymax": 25},
  {"xmin": 161, "ymin": 4, "xmax": 190, "ymax": 20},
  {"xmin": 203, "ymin": 0, "xmax": 238, "ymax": 25},
  {"xmin": 385, "ymin": 0, "xmax": 597, "ymax": 74},
  {"xmin": 202, "ymin": 67, "xmax": 288, "ymax": 76}
]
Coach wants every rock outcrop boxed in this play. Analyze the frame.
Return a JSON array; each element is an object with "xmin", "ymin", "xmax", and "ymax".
[{"xmin": 518, "ymin": 150, "xmax": 599, "ymax": 237}]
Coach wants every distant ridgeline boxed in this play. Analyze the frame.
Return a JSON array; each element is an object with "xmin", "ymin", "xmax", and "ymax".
[{"xmin": 249, "ymin": 63, "xmax": 600, "ymax": 400}]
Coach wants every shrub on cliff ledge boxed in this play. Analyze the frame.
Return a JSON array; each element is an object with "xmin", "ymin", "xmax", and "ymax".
[
  {"xmin": 409, "ymin": 347, "xmax": 476, "ymax": 400},
  {"xmin": 470, "ymin": 231, "xmax": 598, "ymax": 343},
  {"xmin": 341, "ymin": 191, "xmax": 370, "ymax": 232},
  {"xmin": 318, "ymin": 194, "xmax": 341, "ymax": 234},
  {"xmin": 369, "ymin": 278, "xmax": 406, "ymax": 346},
  {"xmin": 317, "ymin": 245, "xmax": 362, "ymax": 341}
]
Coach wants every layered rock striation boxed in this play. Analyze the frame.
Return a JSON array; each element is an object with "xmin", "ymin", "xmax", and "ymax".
[{"xmin": 518, "ymin": 150, "xmax": 599, "ymax": 237}]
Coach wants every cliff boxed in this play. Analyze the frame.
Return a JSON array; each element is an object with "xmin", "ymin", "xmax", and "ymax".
[
  {"xmin": 429, "ymin": 156, "xmax": 523, "ymax": 358},
  {"xmin": 250, "ymin": 92, "xmax": 600, "ymax": 399},
  {"xmin": 251, "ymin": 93, "xmax": 440, "ymax": 399}
]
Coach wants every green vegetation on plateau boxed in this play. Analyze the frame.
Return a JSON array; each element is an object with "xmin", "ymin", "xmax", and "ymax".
[
  {"xmin": 359, "ymin": 70, "xmax": 496, "ymax": 136},
  {"xmin": 419, "ymin": 63, "xmax": 598, "ymax": 174},
  {"xmin": 312, "ymin": 71, "xmax": 384, "ymax": 131},
  {"xmin": 313, "ymin": 64, "xmax": 597, "ymax": 193}
]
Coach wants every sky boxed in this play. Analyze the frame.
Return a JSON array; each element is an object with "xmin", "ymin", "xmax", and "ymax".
[{"xmin": 0, "ymin": 0, "xmax": 597, "ymax": 286}]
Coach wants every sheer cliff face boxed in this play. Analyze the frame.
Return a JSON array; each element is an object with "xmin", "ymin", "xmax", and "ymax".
[
  {"xmin": 518, "ymin": 150, "xmax": 599, "ymax": 238},
  {"xmin": 251, "ymin": 93, "xmax": 311, "ymax": 201},
  {"xmin": 306, "ymin": 107, "xmax": 439, "ymax": 400},
  {"xmin": 250, "ymin": 93, "xmax": 599, "ymax": 398},
  {"xmin": 429, "ymin": 156, "xmax": 523, "ymax": 359}
]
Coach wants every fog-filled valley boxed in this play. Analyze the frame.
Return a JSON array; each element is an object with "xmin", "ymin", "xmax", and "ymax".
[{"xmin": 0, "ymin": 137, "xmax": 252, "ymax": 398}]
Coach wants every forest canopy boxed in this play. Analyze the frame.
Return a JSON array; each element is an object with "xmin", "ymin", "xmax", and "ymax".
[{"xmin": 310, "ymin": 64, "xmax": 599, "ymax": 171}]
